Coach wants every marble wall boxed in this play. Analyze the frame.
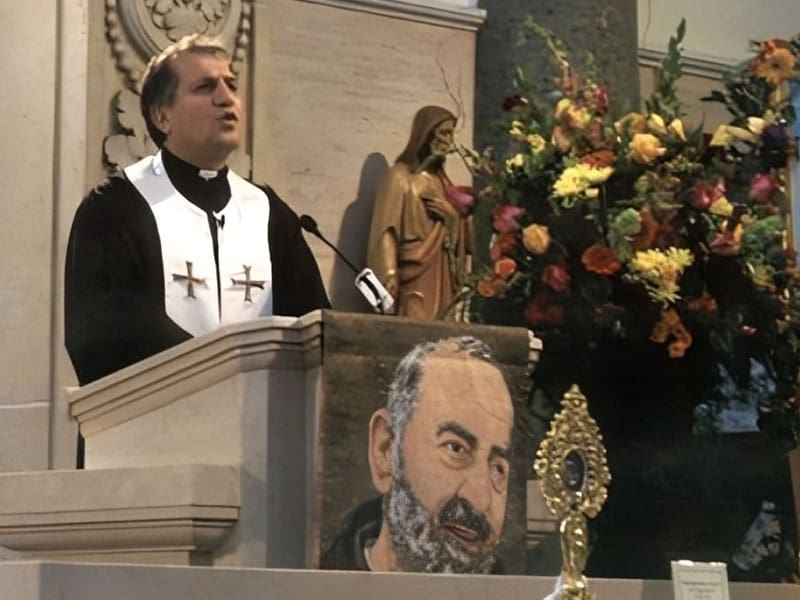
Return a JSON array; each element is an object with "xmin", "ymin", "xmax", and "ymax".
[{"xmin": 0, "ymin": 1, "xmax": 59, "ymax": 471}]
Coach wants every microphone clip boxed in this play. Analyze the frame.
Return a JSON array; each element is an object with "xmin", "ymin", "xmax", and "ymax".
[{"xmin": 355, "ymin": 268, "xmax": 394, "ymax": 314}]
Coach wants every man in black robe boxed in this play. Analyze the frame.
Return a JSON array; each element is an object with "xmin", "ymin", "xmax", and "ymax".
[{"xmin": 65, "ymin": 34, "xmax": 330, "ymax": 386}]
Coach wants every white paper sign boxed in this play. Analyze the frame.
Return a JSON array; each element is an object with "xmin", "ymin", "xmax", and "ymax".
[{"xmin": 671, "ymin": 561, "xmax": 730, "ymax": 600}]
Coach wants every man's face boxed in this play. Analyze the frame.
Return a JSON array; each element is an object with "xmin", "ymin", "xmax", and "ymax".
[
  {"xmin": 429, "ymin": 119, "xmax": 455, "ymax": 156},
  {"xmin": 155, "ymin": 50, "xmax": 242, "ymax": 168},
  {"xmin": 386, "ymin": 354, "xmax": 513, "ymax": 572}
]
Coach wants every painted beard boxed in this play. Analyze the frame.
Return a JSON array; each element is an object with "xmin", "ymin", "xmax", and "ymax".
[{"xmin": 384, "ymin": 468, "xmax": 498, "ymax": 573}]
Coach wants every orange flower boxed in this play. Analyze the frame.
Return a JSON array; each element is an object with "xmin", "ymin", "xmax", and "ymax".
[
  {"xmin": 580, "ymin": 149, "xmax": 616, "ymax": 169},
  {"xmin": 633, "ymin": 209, "xmax": 661, "ymax": 250},
  {"xmin": 629, "ymin": 133, "xmax": 666, "ymax": 164},
  {"xmin": 667, "ymin": 339, "xmax": 691, "ymax": 358},
  {"xmin": 490, "ymin": 232, "xmax": 516, "ymax": 261},
  {"xmin": 493, "ymin": 257, "xmax": 517, "ymax": 280},
  {"xmin": 581, "ymin": 244, "xmax": 622, "ymax": 275},
  {"xmin": 650, "ymin": 308, "xmax": 693, "ymax": 357},
  {"xmin": 687, "ymin": 292, "xmax": 718, "ymax": 314},
  {"xmin": 476, "ymin": 276, "xmax": 509, "ymax": 299},
  {"xmin": 751, "ymin": 43, "xmax": 797, "ymax": 87},
  {"xmin": 522, "ymin": 224, "xmax": 551, "ymax": 255}
]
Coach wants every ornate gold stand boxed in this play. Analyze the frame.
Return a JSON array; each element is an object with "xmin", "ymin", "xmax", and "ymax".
[{"xmin": 534, "ymin": 385, "xmax": 611, "ymax": 600}]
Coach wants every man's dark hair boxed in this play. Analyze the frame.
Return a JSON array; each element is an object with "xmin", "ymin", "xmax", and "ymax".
[{"xmin": 139, "ymin": 34, "xmax": 230, "ymax": 148}]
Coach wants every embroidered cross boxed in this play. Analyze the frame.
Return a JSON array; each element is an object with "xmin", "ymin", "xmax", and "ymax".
[
  {"xmin": 172, "ymin": 261, "xmax": 207, "ymax": 299},
  {"xmin": 231, "ymin": 265, "xmax": 265, "ymax": 303}
]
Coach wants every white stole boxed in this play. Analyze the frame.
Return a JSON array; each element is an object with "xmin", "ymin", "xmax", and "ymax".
[{"xmin": 124, "ymin": 151, "xmax": 273, "ymax": 337}]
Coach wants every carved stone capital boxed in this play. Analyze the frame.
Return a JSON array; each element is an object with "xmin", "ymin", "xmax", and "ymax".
[
  {"xmin": 103, "ymin": 0, "xmax": 253, "ymax": 172},
  {"xmin": 106, "ymin": 0, "xmax": 253, "ymax": 91}
]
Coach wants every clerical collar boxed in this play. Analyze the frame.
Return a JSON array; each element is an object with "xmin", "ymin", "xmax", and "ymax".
[{"xmin": 161, "ymin": 147, "xmax": 231, "ymax": 214}]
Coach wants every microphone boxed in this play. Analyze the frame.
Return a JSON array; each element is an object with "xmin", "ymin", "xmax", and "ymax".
[
  {"xmin": 300, "ymin": 214, "xmax": 394, "ymax": 314},
  {"xmin": 212, "ymin": 212, "xmax": 225, "ymax": 229}
]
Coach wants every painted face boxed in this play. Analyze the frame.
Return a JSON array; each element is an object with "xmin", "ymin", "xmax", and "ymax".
[
  {"xmin": 429, "ymin": 119, "xmax": 455, "ymax": 155},
  {"xmin": 155, "ymin": 50, "xmax": 242, "ymax": 169},
  {"xmin": 386, "ymin": 354, "xmax": 513, "ymax": 572}
]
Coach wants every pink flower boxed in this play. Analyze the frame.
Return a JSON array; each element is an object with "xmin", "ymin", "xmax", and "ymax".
[
  {"xmin": 492, "ymin": 205, "xmax": 525, "ymax": 233},
  {"xmin": 749, "ymin": 172, "xmax": 779, "ymax": 204},
  {"xmin": 542, "ymin": 264, "xmax": 571, "ymax": 292},
  {"xmin": 447, "ymin": 185, "xmax": 475, "ymax": 216},
  {"xmin": 689, "ymin": 180, "xmax": 725, "ymax": 211}
]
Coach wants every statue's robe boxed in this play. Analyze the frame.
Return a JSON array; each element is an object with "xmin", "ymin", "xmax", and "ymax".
[
  {"xmin": 367, "ymin": 163, "xmax": 471, "ymax": 319},
  {"xmin": 65, "ymin": 149, "xmax": 329, "ymax": 385}
]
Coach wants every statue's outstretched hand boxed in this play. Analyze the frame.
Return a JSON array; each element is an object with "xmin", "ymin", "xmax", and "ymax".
[{"xmin": 423, "ymin": 196, "xmax": 458, "ymax": 221}]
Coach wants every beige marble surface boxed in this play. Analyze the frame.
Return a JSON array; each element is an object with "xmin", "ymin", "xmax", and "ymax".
[{"xmin": 1, "ymin": 562, "xmax": 799, "ymax": 600}]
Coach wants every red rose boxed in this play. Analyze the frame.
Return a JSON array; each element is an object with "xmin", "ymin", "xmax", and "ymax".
[
  {"xmin": 581, "ymin": 244, "xmax": 622, "ymax": 275},
  {"xmin": 524, "ymin": 293, "xmax": 565, "ymax": 326}
]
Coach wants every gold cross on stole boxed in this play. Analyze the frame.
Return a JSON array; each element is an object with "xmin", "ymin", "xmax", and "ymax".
[
  {"xmin": 172, "ymin": 261, "xmax": 207, "ymax": 299},
  {"xmin": 231, "ymin": 265, "xmax": 265, "ymax": 303}
]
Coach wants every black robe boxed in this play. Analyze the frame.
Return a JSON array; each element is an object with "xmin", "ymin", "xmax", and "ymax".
[{"xmin": 65, "ymin": 165, "xmax": 330, "ymax": 386}]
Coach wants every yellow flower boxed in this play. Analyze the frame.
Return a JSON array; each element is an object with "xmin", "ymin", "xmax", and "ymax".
[
  {"xmin": 710, "ymin": 197, "xmax": 733, "ymax": 216},
  {"xmin": 730, "ymin": 126, "xmax": 758, "ymax": 143},
  {"xmin": 553, "ymin": 166, "xmax": 586, "ymax": 197},
  {"xmin": 567, "ymin": 105, "xmax": 592, "ymax": 129},
  {"xmin": 522, "ymin": 224, "xmax": 551, "ymax": 255},
  {"xmin": 554, "ymin": 164, "xmax": 613, "ymax": 198},
  {"xmin": 509, "ymin": 120, "xmax": 526, "ymax": 141},
  {"xmin": 585, "ymin": 187, "xmax": 599, "ymax": 199},
  {"xmin": 505, "ymin": 153, "xmax": 525, "ymax": 173},
  {"xmin": 629, "ymin": 248, "xmax": 694, "ymax": 304},
  {"xmin": 711, "ymin": 124, "xmax": 757, "ymax": 146},
  {"xmin": 629, "ymin": 133, "xmax": 666, "ymax": 164},
  {"xmin": 647, "ymin": 113, "xmax": 668, "ymax": 135},
  {"xmin": 709, "ymin": 125, "xmax": 733, "ymax": 147},
  {"xmin": 527, "ymin": 134, "xmax": 546, "ymax": 153},
  {"xmin": 747, "ymin": 117, "xmax": 766, "ymax": 136},
  {"xmin": 668, "ymin": 118, "xmax": 686, "ymax": 141},
  {"xmin": 555, "ymin": 98, "xmax": 591, "ymax": 129},
  {"xmin": 578, "ymin": 162, "xmax": 614, "ymax": 185},
  {"xmin": 555, "ymin": 98, "xmax": 573, "ymax": 119}
]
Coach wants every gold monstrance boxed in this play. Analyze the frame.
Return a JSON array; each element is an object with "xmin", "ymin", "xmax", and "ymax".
[{"xmin": 534, "ymin": 385, "xmax": 611, "ymax": 600}]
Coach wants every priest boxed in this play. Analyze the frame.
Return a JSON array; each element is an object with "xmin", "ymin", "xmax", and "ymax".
[{"xmin": 65, "ymin": 34, "xmax": 330, "ymax": 387}]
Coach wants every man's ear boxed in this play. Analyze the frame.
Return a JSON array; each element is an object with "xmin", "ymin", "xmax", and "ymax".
[
  {"xmin": 368, "ymin": 408, "xmax": 394, "ymax": 495},
  {"xmin": 150, "ymin": 104, "xmax": 171, "ymax": 136}
]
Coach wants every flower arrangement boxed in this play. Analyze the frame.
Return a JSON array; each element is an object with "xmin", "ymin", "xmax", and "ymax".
[{"xmin": 461, "ymin": 21, "xmax": 800, "ymax": 440}]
